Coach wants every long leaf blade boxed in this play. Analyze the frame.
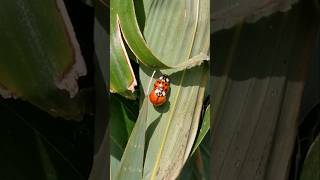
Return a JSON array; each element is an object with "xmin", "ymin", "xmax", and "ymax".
[
  {"xmin": 115, "ymin": 98, "xmax": 148, "ymax": 180},
  {"xmin": 110, "ymin": 0, "xmax": 137, "ymax": 99},
  {"xmin": 110, "ymin": 95, "xmax": 136, "ymax": 179},
  {"xmin": 116, "ymin": 0, "xmax": 209, "ymax": 70},
  {"xmin": 0, "ymin": 0, "xmax": 87, "ymax": 119},
  {"xmin": 191, "ymin": 104, "xmax": 210, "ymax": 155},
  {"xmin": 139, "ymin": 0, "xmax": 210, "ymax": 179},
  {"xmin": 211, "ymin": 2, "xmax": 319, "ymax": 179}
]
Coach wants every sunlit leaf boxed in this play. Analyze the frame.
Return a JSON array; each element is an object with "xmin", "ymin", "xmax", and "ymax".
[
  {"xmin": 114, "ymin": 0, "xmax": 209, "ymax": 70},
  {"xmin": 139, "ymin": 0, "xmax": 210, "ymax": 179}
]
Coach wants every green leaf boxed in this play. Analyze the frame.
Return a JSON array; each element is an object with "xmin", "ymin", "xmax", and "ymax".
[
  {"xmin": 299, "ymin": 134, "xmax": 320, "ymax": 180},
  {"xmin": 179, "ymin": 133, "xmax": 210, "ymax": 180},
  {"xmin": 114, "ymin": 0, "xmax": 209, "ymax": 70},
  {"xmin": 138, "ymin": 0, "xmax": 210, "ymax": 179},
  {"xmin": 113, "ymin": 0, "xmax": 168, "ymax": 69},
  {"xmin": 0, "ymin": 0, "xmax": 87, "ymax": 119},
  {"xmin": 191, "ymin": 104, "xmax": 210, "ymax": 155},
  {"xmin": 110, "ymin": 0, "xmax": 137, "ymax": 99},
  {"xmin": 110, "ymin": 95, "xmax": 137, "ymax": 179},
  {"xmin": 115, "ymin": 98, "xmax": 148, "ymax": 180}
]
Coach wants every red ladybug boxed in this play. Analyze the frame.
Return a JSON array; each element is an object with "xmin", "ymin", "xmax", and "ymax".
[{"xmin": 149, "ymin": 74, "xmax": 170, "ymax": 106}]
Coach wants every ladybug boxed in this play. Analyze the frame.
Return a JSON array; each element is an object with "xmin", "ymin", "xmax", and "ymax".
[{"xmin": 149, "ymin": 74, "xmax": 170, "ymax": 106}]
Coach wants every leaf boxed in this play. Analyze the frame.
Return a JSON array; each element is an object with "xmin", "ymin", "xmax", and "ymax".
[
  {"xmin": 115, "ymin": 98, "xmax": 148, "ymax": 180},
  {"xmin": 114, "ymin": 0, "xmax": 209, "ymax": 70},
  {"xmin": 191, "ymin": 104, "xmax": 210, "ymax": 155},
  {"xmin": 211, "ymin": 1, "xmax": 319, "ymax": 180},
  {"xmin": 0, "ymin": 99, "xmax": 90, "ymax": 180},
  {"xmin": 179, "ymin": 133, "xmax": 210, "ymax": 180},
  {"xmin": 94, "ymin": 0, "xmax": 109, "ymax": 83},
  {"xmin": 110, "ymin": 95, "xmax": 137, "ymax": 179},
  {"xmin": 212, "ymin": 0, "xmax": 298, "ymax": 32},
  {"xmin": 138, "ymin": 0, "xmax": 210, "ymax": 179},
  {"xmin": 110, "ymin": 0, "xmax": 137, "ymax": 99},
  {"xmin": 88, "ymin": 56, "xmax": 109, "ymax": 180},
  {"xmin": 0, "ymin": 0, "xmax": 87, "ymax": 119},
  {"xmin": 299, "ymin": 134, "xmax": 320, "ymax": 180},
  {"xmin": 80, "ymin": 0, "xmax": 94, "ymax": 7}
]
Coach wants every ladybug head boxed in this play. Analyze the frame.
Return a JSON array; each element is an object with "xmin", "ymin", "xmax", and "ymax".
[{"xmin": 159, "ymin": 74, "xmax": 170, "ymax": 83}]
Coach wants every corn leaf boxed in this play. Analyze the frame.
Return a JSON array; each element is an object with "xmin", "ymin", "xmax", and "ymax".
[
  {"xmin": 115, "ymin": 98, "xmax": 148, "ymax": 180},
  {"xmin": 179, "ymin": 134, "xmax": 210, "ymax": 180},
  {"xmin": 0, "ymin": 99, "xmax": 88, "ymax": 179},
  {"xmin": 139, "ymin": 0, "xmax": 210, "ymax": 179},
  {"xmin": 191, "ymin": 104, "xmax": 210, "ymax": 155},
  {"xmin": 94, "ymin": 0, "xmax": 108, "ymax": 85},
  {"xmin": 110, "ymin": 0, "xmax": 137, "ymax": 99},
  {"xmin": 114, "ymin": 0, "xmax": 209, "ymax": 70},
  {"xmin": 211, "ymin": 1, "xmax": 319, "ymax": 179},
  {"xmin": 299, "ymin": 134, "xmax": 320, "ymax": 180},
  {"xmin": 88, "ymin": 55, "xmax": 109, "ymax": 180},
  {"xmin": 0, "ymin": 0, "xmax": 87, "ymax": 119},
  {"xmin": 212, "ymin": 0, "xmax": 298, "ymax": 32},
  {"xmin": 110, "ymin": 95, "xmax": 137, "ymax": 179}
]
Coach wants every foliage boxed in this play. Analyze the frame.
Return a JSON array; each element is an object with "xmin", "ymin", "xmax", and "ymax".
[
  {"xmin": 0, "ymin": 0, "xmax": 89, "ymax": 120},
  {"xmin": 109, "ymin": 0, "xmax": 210, "ymax": 179}
]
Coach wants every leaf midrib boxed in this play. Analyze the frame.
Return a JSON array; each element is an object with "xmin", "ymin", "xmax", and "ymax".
[
  {"xmin": 149, "ymin": 70, "xmax": 186, "ymax": 180},
  {"xmin": 148, "ymin": 0, "xmax": 201, "ymax": 178}
]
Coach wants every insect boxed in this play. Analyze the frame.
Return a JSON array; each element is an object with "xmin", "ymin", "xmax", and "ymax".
[{"xmin": 149, "ymin": 74, "xmax": 170, "ymax": 106}]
